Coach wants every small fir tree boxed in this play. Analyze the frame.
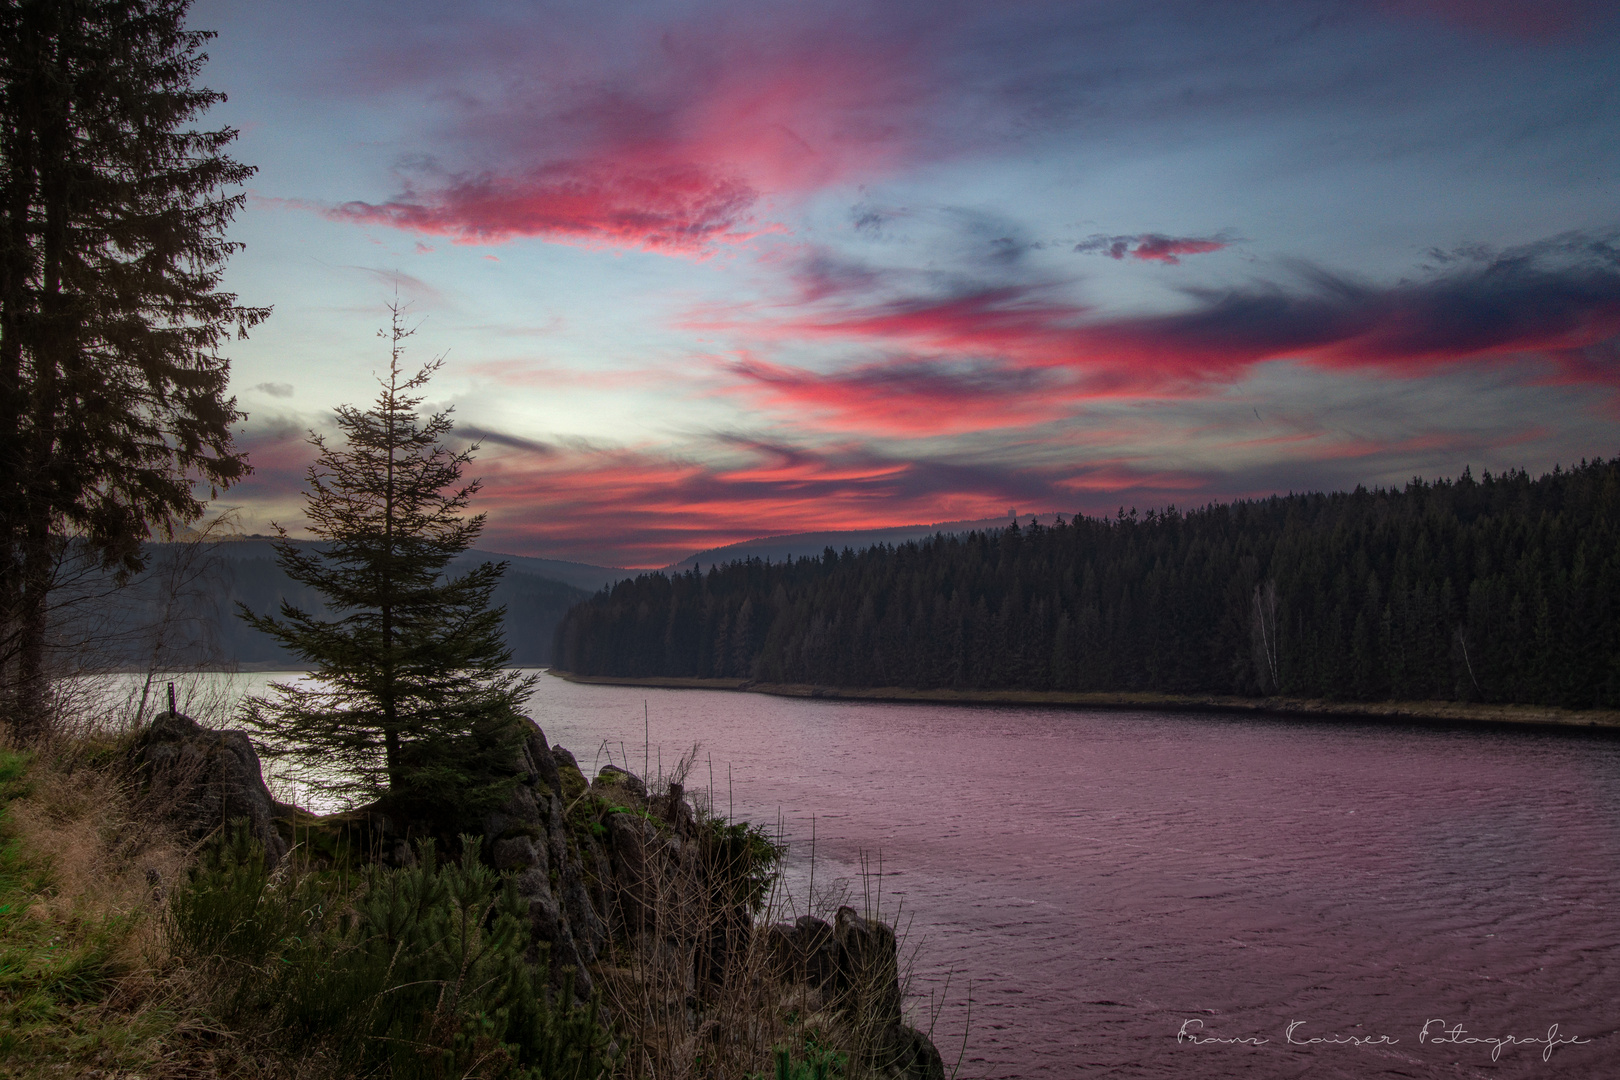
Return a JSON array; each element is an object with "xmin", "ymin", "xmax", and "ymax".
[{"xmin": 240, "ymin": 307, "xmax": 533, "ymax": 826}]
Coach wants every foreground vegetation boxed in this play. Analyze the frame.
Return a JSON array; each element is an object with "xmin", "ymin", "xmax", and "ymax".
[
  {"xmin": 0, "ymin": 714, "xmax": 948, "ymax": 1080},
  {"xmin": 0, "ymin": 740, "xmax": 190, "ymax": 1076},
  {"xmin": 0, "ymin": 738, "xmax": 609, "ymax": 1078},
  {"xmin": 556, "ymin": 458, "xmax": 1620, "ymax": 709}
]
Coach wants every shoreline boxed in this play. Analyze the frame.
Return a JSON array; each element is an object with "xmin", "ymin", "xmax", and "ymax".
[{"xmin": 549, "ymin": 670, "xmax": 1620, "ymax": 731}]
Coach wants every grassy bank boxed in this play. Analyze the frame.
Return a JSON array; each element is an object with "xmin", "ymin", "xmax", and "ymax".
[{"xmin": 548, "ymin": 671, "xmax": 1620, "ymax": 731}]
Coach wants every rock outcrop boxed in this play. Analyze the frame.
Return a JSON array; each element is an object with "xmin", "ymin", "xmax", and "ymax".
[
  {"xmin": 767, "ymin": 907, "xmax": 945, "ymax": 1080},
  {"xmin": 139, "ymin": 709, "xmax": 945, "ymax": 1076},
  {"xmin": 136, "ymin": 707, "xmax": 291, "ymax": 868}
]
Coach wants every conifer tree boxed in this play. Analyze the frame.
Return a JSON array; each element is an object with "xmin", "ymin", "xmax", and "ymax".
[
  {"xmin": 0, "ymin": 0, "xmax": 267, "ymax": 737},
  {"xmin": 241, "ymin": 307, "xmax": 533, "ymax": 826}
]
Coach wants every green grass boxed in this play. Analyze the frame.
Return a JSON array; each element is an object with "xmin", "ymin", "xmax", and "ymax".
[{"xmin": 0, "ymin": 748, "xmax": 170, "ymax": 1077}]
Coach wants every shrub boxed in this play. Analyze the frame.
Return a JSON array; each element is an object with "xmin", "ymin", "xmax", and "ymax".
[
  {"xmin": 170, "ymin": 825, "xmax": 613, "ymax": 1078},
  {"xmin": 702, "ymin": 818, "xmax": 785, "ymax": 915},
  {"xmin": 750, "ymin": 1035, "xmax": 848, "ymax": 1080}
]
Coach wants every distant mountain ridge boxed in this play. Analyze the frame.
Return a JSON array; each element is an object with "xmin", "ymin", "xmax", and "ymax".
[
  {"xmin": 106, "ymin": 539, "xmax": 601, "ymax": 668},
  {"xmin": 216, "ymin": 537, "xmax": 634, "ymax": 594}
]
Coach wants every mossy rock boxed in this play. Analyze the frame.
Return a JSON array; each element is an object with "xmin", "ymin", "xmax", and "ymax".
[{"xmin": 557, "ymin": 761, "xmax": 588, "ymax": 804}]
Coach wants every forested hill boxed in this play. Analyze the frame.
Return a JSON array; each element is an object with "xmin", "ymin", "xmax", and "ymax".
[
  {"xmin": 87, "ymin": 542, "xmax": 592, "ymax": 669},
  {"xmin": 553, "ymin": 458, "xmax": 1620, "ymax": 709}
]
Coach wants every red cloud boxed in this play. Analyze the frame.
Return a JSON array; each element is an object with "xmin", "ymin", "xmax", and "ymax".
[
  {"xmin": 1129, "ymin": 235, "xmax": 1227, "ymax": 264},
  {"xmin": 703, "ymin": 241, "xmax": 1620, "ymax": 434},
  {"xmin": 330, "ymin": 164, "xmax": 759, "ymax": 253},
  {"xmin": 727, "ymin": 355, "xmax": 1075, "ymax": 435},
  {"xmin": 705, "ymin": 285, "xmax": 1255, "ymax": 400},
  {"xmin": 454, "ymin": 424, "xmax": 1547, "ymax": 566},
  {"xmin": 327, "ymin": 10, "xmax": 947, "ymax": 254},
  {"xmin": 229, "ymin": 414, "xmax": 1568, "ymax": 568},
  {"xmin": 461, "ymin": 438, "xmax": 1080, "ymax": 566}
]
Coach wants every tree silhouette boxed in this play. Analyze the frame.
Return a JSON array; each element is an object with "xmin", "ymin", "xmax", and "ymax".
[
  {"xmin": 0, "ymin": 0, "xmax": 266, "ymax": 737},
  {"xmin": 241, "ymin": 306, "xmax": 533, "ymax": 827}
]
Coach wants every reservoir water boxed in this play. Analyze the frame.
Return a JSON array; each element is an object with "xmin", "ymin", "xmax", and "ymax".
[
  {"xmin": 521, "ymin": 676, "xmax": 1618, "ymax": 1079},
  {"xmin": 197, "ymin": 670, "xmax": 1619, "ymax": 1078}
]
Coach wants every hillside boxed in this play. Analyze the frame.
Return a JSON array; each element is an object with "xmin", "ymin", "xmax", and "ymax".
[
  {"xmin": 554, "ymin": 459, "xmax": 1620, "ymax": 709},
  {"xmin": 80, "ymin": 540, "xmax": 603, "ymax": 669}
]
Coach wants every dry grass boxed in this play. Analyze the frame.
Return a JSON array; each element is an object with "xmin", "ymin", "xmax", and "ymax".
[
  {"xmin": 6, "ymin": 746, "xmax": 188, "ymax": 932},
  {"xmin": 585, "ymin": 750, "xmax": 951, "ymax": 1080},
  {"xmin": 0, "ymin": 733, "xmax": 286, "ymax": 1080}
]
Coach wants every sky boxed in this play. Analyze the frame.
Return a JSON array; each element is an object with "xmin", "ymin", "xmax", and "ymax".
[{"xmin": 194, "ymin": 0, "xmax": 1620, "ymax": 567}]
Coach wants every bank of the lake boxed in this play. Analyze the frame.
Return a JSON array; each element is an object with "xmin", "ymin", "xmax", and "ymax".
[{"xmin": 549, "ymin": 670, "xmax": 1620, "ymax": 731}]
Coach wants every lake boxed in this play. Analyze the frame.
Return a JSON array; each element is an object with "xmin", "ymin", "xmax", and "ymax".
[{"xmin": 190, "ymin": 670, "xmax": 1620, "ymax": 1078}]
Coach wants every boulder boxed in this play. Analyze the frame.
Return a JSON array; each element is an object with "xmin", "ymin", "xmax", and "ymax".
[
  {"xmin": 492, "ymin": 834, "xmax": 545, "ymax": 873},
  {"xmin": 137, "ymin": 709, "xmax": 291, "ymax": 868},
  {"xmin": 553, "ymin": 745, "xmax": 588, "ymax": 803},
  {"xmin": 521, "ymin": 721, "xmax": 561, "ymax": 794},
  {"xmin": 767, "ymin": 915, "xmax": 838, "ymax": 987},
  {"xmin": 606, "ymin": 810, "xmax": 657, "ymax": 931},
  {"xmin": 594, "ymin": 763, "xmax": 647, "ymax": 800},
  {"xmin": 875, "ymin": 1022, "xmax": 946, "ymax": 1080},
  {"xmin": 834, "ymin": 906, "xmax": 902, "ymax": 1025}
]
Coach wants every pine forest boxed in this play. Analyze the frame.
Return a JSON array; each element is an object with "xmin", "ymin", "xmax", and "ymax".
[{"xmin": 554, "ymin": 458, "xmax": 1620, "ymax": 709}]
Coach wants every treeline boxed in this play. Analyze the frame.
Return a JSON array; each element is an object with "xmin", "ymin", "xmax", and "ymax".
[{"xmin": 554, "ymin": 458, "xmax": 1620, "ymax": 708}]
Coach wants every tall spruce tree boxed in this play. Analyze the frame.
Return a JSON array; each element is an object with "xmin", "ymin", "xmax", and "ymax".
[
  {"xmin": 0, "ymin": 0, "xmax": 267, "ymax": 738},
  {"xmin": 240, "ymin": 307, "xmax": 534, "ymax": 825}
]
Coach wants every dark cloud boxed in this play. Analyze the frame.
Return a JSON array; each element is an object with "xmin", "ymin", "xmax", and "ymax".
[
  {"xmin": 724, "ymin": 232, "xmax": 1620, "ymax": 401},
  {"xmin": 458, "ymin": 425, "xmax": 558, "ymax": 457},
  {"xmin": 1383, "ymin": 0, "xmax": 1614, "ymax": 38},
  {"xmin": 1126, "ymin": 237, "xmax": 1620, "ymax": 376},
  {"xmin": 1075, "ymin": 233, "xmax": 1229, "ymax": 264},
  {"xmin": 252, "ymin": 382, "xmax": 295, "ymax": 398}
]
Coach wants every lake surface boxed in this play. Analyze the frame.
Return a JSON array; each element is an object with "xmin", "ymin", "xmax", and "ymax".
[{"xmin": 211, "ymin": 671, "xmax": 1620, "ymax": 1078}]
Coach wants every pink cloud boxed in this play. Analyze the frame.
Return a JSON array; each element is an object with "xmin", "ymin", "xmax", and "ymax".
[
  {"xmin": 322, "ymin": 7, "xmax": 957, "ymax": 254},
  {"xmin": 727, "ymin": 354, "xmax": 1075, "ymax": 435},
  {"xmin": 330, "ymin": 165, "xmax": 760, "ymax": 253}
]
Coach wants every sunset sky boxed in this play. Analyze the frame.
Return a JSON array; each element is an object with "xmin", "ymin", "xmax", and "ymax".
[{"xmin": 198, "ymin": 0, "xmax": 1620, "ymax": 567}]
